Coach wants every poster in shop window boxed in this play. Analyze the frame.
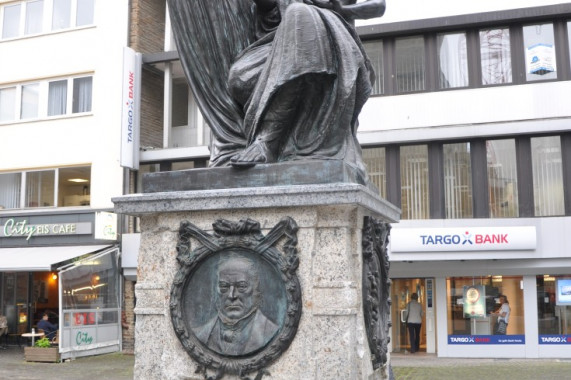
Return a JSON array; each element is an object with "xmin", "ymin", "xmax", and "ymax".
[
  {"xmin": 463, "ymin": 285, "xmax": 486, "ymax": 318},
  {"xmin": 526, "ymin": 43, "xmax": 556, "ymax": 76}
]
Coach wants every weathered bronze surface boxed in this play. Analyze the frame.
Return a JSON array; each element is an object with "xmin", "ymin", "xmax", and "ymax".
[
  {"xmin": 170, "ymin": 218, "xmax": 301, "ymax": 379},
  {"xmin": 362, "ymin": 216, "xmax": 392, "ymax": 369},
  {"xmin": 167, "ymin": 0, "xmax": 386, "ymax": 176}
]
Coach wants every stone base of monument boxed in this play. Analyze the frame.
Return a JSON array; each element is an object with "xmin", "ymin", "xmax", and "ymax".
[{"xmin": 113, "ymin": 161, "xmax": 399, "ymax": 380}]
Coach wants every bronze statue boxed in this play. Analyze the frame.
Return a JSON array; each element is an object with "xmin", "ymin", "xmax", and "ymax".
[{"xmin": 167, "ymin": 0, "xmax": 386, "ymax": 173}]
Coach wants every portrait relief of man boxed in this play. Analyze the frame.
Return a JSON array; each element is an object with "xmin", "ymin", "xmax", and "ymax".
[{"xmin": 192, "ymin": 252, "xmax": 280, "ymax": 356}]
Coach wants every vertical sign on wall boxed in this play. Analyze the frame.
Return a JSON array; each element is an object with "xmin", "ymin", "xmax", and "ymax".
[{"xmin": 121, "ymin": 47, "xmax": 142, "ymax": 170}]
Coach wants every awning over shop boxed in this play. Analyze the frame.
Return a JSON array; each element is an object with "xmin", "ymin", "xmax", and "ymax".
[{"xmin": 0, "ymin": 245, "xmax": 113, "ymax": 271}]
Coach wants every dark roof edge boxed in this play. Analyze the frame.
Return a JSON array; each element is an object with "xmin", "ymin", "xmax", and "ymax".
[{"xmin": 357, "ymin": 4, "xmax": 571, "ymax": 38}]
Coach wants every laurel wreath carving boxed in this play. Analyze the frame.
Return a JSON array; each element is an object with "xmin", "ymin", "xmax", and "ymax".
[{"xmin": 362, "ymin": 216, "xmax": 392, "ymax": 369}]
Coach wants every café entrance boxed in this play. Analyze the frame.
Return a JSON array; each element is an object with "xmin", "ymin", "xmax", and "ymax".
[{"xmin": 391, "ymin": 278, "xmax": 436, "ymax": 354}]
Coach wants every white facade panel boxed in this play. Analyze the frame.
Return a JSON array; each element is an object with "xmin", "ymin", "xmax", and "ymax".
[
  {"xmin": 0, "ymin": 0, "xmax": 130, "ymax": 209},
  {"xmin": 358, "ymin": 82, "xmax": 571, "ymax": 136}
]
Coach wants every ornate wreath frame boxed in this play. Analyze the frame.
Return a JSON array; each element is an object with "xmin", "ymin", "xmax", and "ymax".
[
  {"xmin": 170, "ymin": 217, "xmax": 302, "ymax": 380},
  {"xmin": 362, "ymin": 216, "xmax": 392, "ymax": 369}
]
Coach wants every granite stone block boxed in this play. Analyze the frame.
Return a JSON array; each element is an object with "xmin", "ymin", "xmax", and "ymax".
[{"xmin": 114, "ymin": 182, "xmax": 398, "ymax": 380}]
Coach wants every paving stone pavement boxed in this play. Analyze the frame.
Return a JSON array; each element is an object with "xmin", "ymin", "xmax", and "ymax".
[
  {"xmin": 391, "ymin": 352, "xmax": 571, "ymax": 380},
  {"xmin": 0, "ymin": 346, "xmax": 134, "ymax": 380},
  {"xmin": 3, "ymin": 345, "xmax": 571, "ymax": 380}
]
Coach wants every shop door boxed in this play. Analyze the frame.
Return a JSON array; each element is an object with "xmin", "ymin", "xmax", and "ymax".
[{"xmin": 391, "ymin": 278, "xmax": 434, "ymax": 354}]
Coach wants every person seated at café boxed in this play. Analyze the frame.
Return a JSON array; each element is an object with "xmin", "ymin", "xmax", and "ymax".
[
  {"xmin": 37, "ymin": 312, "xmax": 58, "ymax": 340},
  {"xmin": 0, "ymin": 314, "xmax": 7, "ymax": 349}
]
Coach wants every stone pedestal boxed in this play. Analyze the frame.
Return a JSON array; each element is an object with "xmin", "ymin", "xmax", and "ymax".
[{"xmin": 113, "ymin": 164, "xmax": 399, "ymax": 380}]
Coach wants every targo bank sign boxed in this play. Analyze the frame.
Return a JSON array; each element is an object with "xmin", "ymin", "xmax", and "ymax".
[{"xmin": 391, "ymin": 226, "xmax": 536, "ymax": 252}]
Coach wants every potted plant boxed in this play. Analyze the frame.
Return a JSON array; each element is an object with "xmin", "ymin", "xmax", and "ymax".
[{"xmin": 24, "ymin": 337, "xmax": 60, "ymax": 363}]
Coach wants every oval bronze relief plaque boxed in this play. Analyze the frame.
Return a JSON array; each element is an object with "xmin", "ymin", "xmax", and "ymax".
[{"xmin": 170, "ymin": 218, "xmax": 302, "ymax": 379}]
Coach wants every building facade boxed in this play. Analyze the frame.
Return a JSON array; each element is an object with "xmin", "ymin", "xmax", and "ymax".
[
  {"xmin": 124, "ymin": 0, "xmax": 571, "ymax": 359},
  {"xmin": 0, "ymin": 0, "xmax": 131, "ymax": 358}
]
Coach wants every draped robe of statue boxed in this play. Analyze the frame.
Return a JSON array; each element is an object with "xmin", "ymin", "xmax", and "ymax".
[{"xmin": 167, "ymin": 0, "xmax": 375, "ymax": 176}]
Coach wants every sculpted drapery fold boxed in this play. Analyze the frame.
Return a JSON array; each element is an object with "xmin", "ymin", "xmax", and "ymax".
[{"xmin": 167, "ymin": 0, "xmax": 382, "ymax": 176}]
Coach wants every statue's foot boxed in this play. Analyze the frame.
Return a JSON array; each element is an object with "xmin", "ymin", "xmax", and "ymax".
[{"xmin": 230, "ymin": 140, "xmax": 276, "ymax": 168}]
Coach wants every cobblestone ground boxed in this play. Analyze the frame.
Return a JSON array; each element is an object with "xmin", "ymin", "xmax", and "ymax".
[
  {"xmin": 391, "ymin": 354, "xmax": 571, "ymax": 380},
  {"xmin": 0, "ymin": 347, "xmax": 134, "ymax": 380}
]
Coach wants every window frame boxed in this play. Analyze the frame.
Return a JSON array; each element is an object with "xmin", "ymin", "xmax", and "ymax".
[
  {"xmin": 362, "ymin": 132, "xmax": 570, "ymax": 219},
  {"xmin": 0, "ymin": 166, "xmax": 91, "ymax": 210},
  {"xmin": 360, "ymin": 18, "xmax": 571, "ymax": 96},
  {"xmin": 0, "ymin": 75, "xmax": 93, "ymax": 124},
  {"xmin": 0, "ymin": 0, "xmax": 94, "ymax": 41}
]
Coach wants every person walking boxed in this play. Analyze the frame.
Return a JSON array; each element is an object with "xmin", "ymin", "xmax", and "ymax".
[{"xmin": 406, "ymin": 293, "xmax": 423, "ymax": 353}]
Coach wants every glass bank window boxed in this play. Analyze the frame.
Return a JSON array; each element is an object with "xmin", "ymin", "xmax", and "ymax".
[
  {"xmin": 537, "ymin": 275, "xmax": 571, "ymax": 341},
  {"xmin": 447, "ymin": 276, "xmax": 524, "ymax": 343}
]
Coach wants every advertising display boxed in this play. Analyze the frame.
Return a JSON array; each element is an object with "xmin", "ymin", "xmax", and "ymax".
[
  {"xmin": 526, "ymin": 43, "xmax": 556, "ymax": 75},
  {"xmin": 391, "ymin": 226, "xmax": 536, "ymax": 252},
  {"xmin": 448, "ymin": 335, "xmax": 525, "ymax": 345},
  {"xmin": 463, "ymin": 285, "xmax": 486, "ymax": 318},
  {"xmin": 555, "ymin": 278, "xmax": 571, "ymax": 305},
  {"xmin": 120, "ymin": 47, "xmax": 141, "ymax": 170}
]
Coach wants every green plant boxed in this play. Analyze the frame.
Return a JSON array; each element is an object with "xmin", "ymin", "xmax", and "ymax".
[{"xmin": 34, "ymin": 337, "xmax": 51, "ymax": 348}]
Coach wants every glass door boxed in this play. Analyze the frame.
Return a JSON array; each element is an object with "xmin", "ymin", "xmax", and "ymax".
[{"xmin": 391, "ymin": 278, "xmax": 427, "ymax": 353}]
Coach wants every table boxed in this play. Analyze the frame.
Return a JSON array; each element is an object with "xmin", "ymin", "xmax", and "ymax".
[{"xmin": 21, "ymin": 332, "xmax": 44, "ymax": 346}]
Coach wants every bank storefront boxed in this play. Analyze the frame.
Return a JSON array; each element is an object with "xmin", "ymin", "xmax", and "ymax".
[
  {"xmin": 0, "ymin": 210, "xmax": 121, "ymax": 359},
  {"xmin": 389, "ymin": 217, "xmax": 571, "ymax": 358}
]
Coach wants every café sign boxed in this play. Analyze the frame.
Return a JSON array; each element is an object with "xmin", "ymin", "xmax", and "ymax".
[
  {"xmin": 1, "ymin": 219, "xmax": 92, "ymax": 240},
  {"xmin": 391, "ymin": 226, "xmax": 536, "ymax": 252}
]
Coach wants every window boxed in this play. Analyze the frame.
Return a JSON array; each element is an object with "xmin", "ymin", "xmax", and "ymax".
[
  {"xmin": 72, "ymin": 76, "xmax": 93, "ymax": 113},
  {"xmin": 537, "ymin": 275, "xmax": 571, "ymax": 337},
  {"xmin": 168, "ymin": 68, "xmax": 210, "ymax": 148},
  {"xmin": 0, "ymin": 87, "xmax": 16, "ymax": 122},
  {"xmin": 568, "ymin": 21, "xmax": 571, "ymax": 69},
  {"xmin": 76, "ymin": 0, "xmax": 94, "ymax": 27},
  {"xmin": 363, "ymin": 147, "xmax": 386, "ymax": 199},
  {"xmin": 487, "ymin": 139, "xmax": 518, "ymax": 218},
  {"xmin": 52, "ymin": 0, "xmax": 71, "ymax": 30},
  {"xmin": 25, "ymin": 170, "xmax": 55, "ymax": 208},
  {"xmin": 447, "ymin": 276, "xmax": 524, "ymax": 338},
  {"xmin": 523, "ymin": 23, "xmax": 557, "ymax": 81},
  {"xmin": 0, "ymin": 173, "xmax": 22, "ymax": 210},
  {"xmin": 480, "ymin": 28, "xmax": 512, "ymax": 85},
  {"xmin": 58, "ymin": 166, "xmax": 91, "ymax": 206},
  {"xmin": 395, "ymin": 36, "xmax": 425, "ymax": 93},
  {"xmin": 48, "ymin": 79, "xmax": 68, "ymax": 116},
  {"xmin": 1, "ymin": 0, "xmax": 93, "ymax": 40},
  {"xmin": 2, "ymin": 3, "xmax": 21, "ymax": 39},
  {"xmin": 52, "ymin": 0, "xmax": 94, "ymax": 30},
  {"xmin": 400, "ymin": 145, "xmax": 429, "ymax": 219},
  {"xmin": 437, "ymin": 32, "xmax": 468, "ymax": 89},
  {"xmin": 25, "ymin": 0, "xmax": 43, "ymax": 35},
  {"xmin": 363, "ymin": 40, "xmax": 384, "ymax": 95},
  {"xmin": 444, "ymin": 143, "xmax": 473, "ymax": 218},
  {"xmin": 531, "ymin": 136, "xmax": 564, "ymax": 216},
  {"xmin": 0, "ymin": 167, "xmax": 90, "ymax": 209},
  {"xmin": 21, "ymin": 83, "xmax": 39, "ymax": 119}
]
